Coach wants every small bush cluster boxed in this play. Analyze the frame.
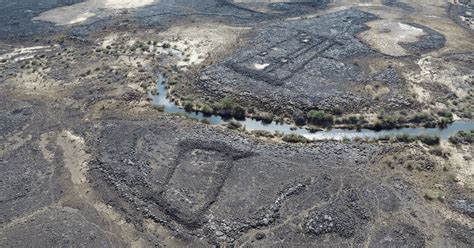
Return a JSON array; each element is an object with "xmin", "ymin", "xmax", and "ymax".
[
  {"xmin": 227, "ymin": 120, "xmax": 242, "ymax": 130},
  {"xmin": 256, "ymin": 112, "xmax": 274, "ymax": 123},
  {"xmin": 213, "ymin": 96, "xmax": 246, "ymax": 119},
  {"xmin": 394, "ymin": 134, "xmax": 440, "ymax": 145},
  {"xmin": 337, "ymin": 115, "xmax": 365, "ymax": 125},
  {"xmin": 282, "ymin": 133, "xmax": 308, "ymax": 143},
  {"xmin": 449, "ymin": 130, "xmax": 474, "ymax": 145},
  {"xmin": 201, "ymin": 104, "xmax": 214, "ymax": 116},
  {"xmin": 306, "ymin": 110, "xmax": 334, "ymax": 126},
  {"xmin": 251, "ymin": 130, "xmax": 274, "ymax": 138}
]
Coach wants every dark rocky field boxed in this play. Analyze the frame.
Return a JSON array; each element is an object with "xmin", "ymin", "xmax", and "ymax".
[{"xmin": 1, "ymin": 0, "xmax": 473, "ymax": 247}]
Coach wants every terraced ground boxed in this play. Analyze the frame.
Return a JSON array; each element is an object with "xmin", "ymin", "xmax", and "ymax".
[{"xmin": 0, "ymin": 0, "xmax": 473, "ymax": 247}]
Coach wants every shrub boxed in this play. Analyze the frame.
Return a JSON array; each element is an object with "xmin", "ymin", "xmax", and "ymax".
[
  {"xmin": 396, "ymin": 134, "xmax": 414, "ymax": 143},
  {"xmin": 418, "ymin": 134, "xmax": 440, "ymax": 146},
  {"xmin": 201, "ymin": 119, "xmax": 210, "ymax": 124},
  {"xmin": 184, "ymin": 101, "xmax": 194, "ymax": 112},
  {"xmin": 218, "ymin": 96, "xmax": 234, "ymax": 110},
  {"xmin": 437, "ymin": 109, "xmax": 453, "ymax": 119},
  {"xmin": 374, "ymin": 116, "xmax": 398, "ymax": 130},
  {"xmin": 201, "ymin": 104, "xmax": 214, "ymax": 116},
  {"xmin": 377, "ymin": 135, "xmax": 391, "ymax": 141},
  {"xmin": 293, "ymin": 112, "xmax": 307, "ymax": 126},
  {"xmin": 410, "ymin": 112, "xmax": 434, "ymax": 123},
  {"xmin": 232, "ymin": 104, "xmax": 246, "ymax": 119},
  {"xmin": 405, "ymin": 160, "xmax": 415, "ymax": 171},
  {"xmin": 429, "ymin": 146, "xmax": 446, "ymax": 157},
  {"xmin": 252, "ymin": 130, "xmax": 274, "ymax": 138},
  {"xmin": 437, "ymin": 118, "xmax": 452, "ymax": 128},
  {"xmin": 227, "ymin": 120, "xmax": 242, "ymax": 130},
  {"xmin": 306, "ymin": 125, "xmax": 322, "ymax": 133},
  {"xmin": 257, "ymin": 112, "xmax": 274, "ymax": 123},
  {"xmin": 153, "ymin": 105, "xmax": 165, "ymax": 112},
  {"xmin": 347, "ymin": 115, "xmax": 359, "ymax": 124},
  {"xmin": 449, "ymin": 130, "xmax": 474, "ymax": 145},
  {"xmin": 282, "ymin": 133, "xmax": 308, "ymax": 143},
  {"xmin": 307, "ymin": 110, "xmax": 334, "ymax": 126}
]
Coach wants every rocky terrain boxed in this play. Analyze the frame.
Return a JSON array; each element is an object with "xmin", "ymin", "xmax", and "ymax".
[{"xmin": 0, "ymin": 0, "xmax": 473, "ymax": 247}]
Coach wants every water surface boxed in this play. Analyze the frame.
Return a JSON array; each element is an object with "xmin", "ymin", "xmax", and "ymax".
[{"xmin": 151, "ymin": 74, "xmax": 474, "ymax": 140}]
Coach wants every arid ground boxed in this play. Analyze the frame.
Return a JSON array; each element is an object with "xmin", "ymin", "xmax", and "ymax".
[{"xmin": 1, "ymin": 0, "xmax": 473, "ymax": 247}]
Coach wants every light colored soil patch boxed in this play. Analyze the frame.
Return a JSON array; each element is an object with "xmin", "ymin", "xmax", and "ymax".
[
  {"xmin": 56, "ymin": 130, "xmax": 146, "ymax": 246},
  {"xmin": 57, "ymin": 131, "xmax": 89, "ymax": 186},
  {"xmin": 39, "ymin": 133, "xmax": 55, "ymax": 163},
  {"xmin": 254, "ymin": 63, "xmax": 270, "ymax": 70},
  {"xmin": 158, "ymin": 23, "xmax": 251, "ymax": 68},
  {"xmin": 359, "ymin": 20, "xmax": 425, "ymax": 57},
  {"xmin": 441, "ymin": 141, "xmax": 474, "ymax": 189},
  {"xmin": 406, "ymin": 56, "xmax": 472, "ymax": 101},
  {"xmin": 0, "ymin": 46, "xmax": 55, "ymax": 62},
  {"xmin": 33, "ymin": 0, "xmax": 156, "ymax": 26}
]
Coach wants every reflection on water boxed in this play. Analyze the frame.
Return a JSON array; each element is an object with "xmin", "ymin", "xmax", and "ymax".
[{"xmin": 151, "ymin": 74, "xmax": 474, "ymax": 141}]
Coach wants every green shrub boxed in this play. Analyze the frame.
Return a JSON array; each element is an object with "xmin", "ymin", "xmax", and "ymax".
[
  {"xmin": 437, "ymin": 109, "xmax": 453, "ymax": 119},
  {"xmin": 449, "ymin": 130, "xmax": 474, "ymax": 145},
  {"xmin": 232, "ymin": 104, "xmax": 246, "ymax": 119},
  {"xmin": 257, "ymin": 112, "xmax": 274, "ymax": 123},
  {"xmin": 201, "ymin": 119, "xmax": 210, "ymax": 124},
  {"xmin": 374, "ymin": 116, "xmax": 398, "ymax": 130},
  {"xmin": 348, "ymin": 115, "xmax": 359, "ymax": 124},
  {"xmin": 218, "ymin": 96, "xmax": 234, "ymax": 110},
  {"xmin": 418, "ymin": 134, "xmax": 440, "ymax": 146},
  {"xmin": 396, "ymin": 134, "xmax": 414, "ymax": 143},
  {"xmin": 252, "ymin": 130, "xmax": 274, "ymax": 138},
  {"xmin": 437, "ymin": 118, "xmax": 452, "ymax": 128},
  {"xmin": 282, "ymin": 133, "xmax": 308, "ymax": 143},
  {"xmin": 377, "ymin": 135, "xmax": 391, "ymax": 141},
  {"xmin": 184, "ymin": 101, "xmax": 194, "ymax": 112},
  {"xmin": 410, "ymin": 112, "xmax": 434, "ymax": 123},
  {"xmin": 307, "ymin": 110, "xmax": 334, "ymax": 126},
  {"xmin": 201, "ymin": 104, "xmax": 214, "ymax": 116},
  {"xmin": 227, "ymin": 120, "xmax": 242, "ymax": 130}
]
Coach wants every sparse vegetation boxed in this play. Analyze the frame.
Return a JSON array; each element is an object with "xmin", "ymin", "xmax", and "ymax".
[
  {"xmin": 429, "ymin": 146, "xmax": 447, "ymax": 157},
  {"xmin": 393, "ymin": 134, "xmax": 440, "ymax": 145},
  {"xmin": 201, "ymin": 104, "xmax": 214, "ymax": 116},
  {"xmin": 184, "ymin": 101, "xmax": 194, "ymax": 112},
  {"xmin": 227, "ymin": 120, "xmax": 242, "ymax": 130},
  {"xmin": 418, "ymin": 134, "xmax": 440, "ymax": 146},
  {"xmin": 306, "ymin": 110, "xmax": 334, "ymax": 126},
  {"xmin": 251, "ymin": 130, "xmax": 274, "ymax": 138},
  {"xmin": 449, "ymin": 130, "xmax": 474, "ymax": 145},
  {"xmin": 213, "ymin": 96, "xmax": 244, "ymax": 118},
  {"xmin": 424, "ymin": 191, "xmax": 445, "ymax": 202},
  {"xmin": 256, "ymin": 112, "xmax": 273, "ymax": 123},
  {"xmin": 152, "ymin": 105, "xmax": 165, "ymax": 112},
  {"xmin": 282, "ymin": 133, "xmax": 308, "ymax": 143}
]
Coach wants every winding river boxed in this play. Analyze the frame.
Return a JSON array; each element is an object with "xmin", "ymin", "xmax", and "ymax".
[{"xmin": 151, "ymin": 75, "xmax": 474, "ymax": 141}]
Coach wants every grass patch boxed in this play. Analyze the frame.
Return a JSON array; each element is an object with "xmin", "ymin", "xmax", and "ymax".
[
  {"xmin": 449, "ymin": 130, "xmax": 474, "ymax": 145},
  {"xmin": 251, "ymin": 130, "xmax": 274, "ymax": 138},
  {"xmin": 227, "ymin": 120, "xmax": 242, "ymax": 130},
  {"xmin": 256, "ymin": 112, "xmax": 274, "ymax": 123},
  {"xmin": 282, "ymin": 133, "xmax": 308, "ymax": 143},
  {"xmin": 307, "ymin": 110, "xmax": 334, "ymax": 126}
]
